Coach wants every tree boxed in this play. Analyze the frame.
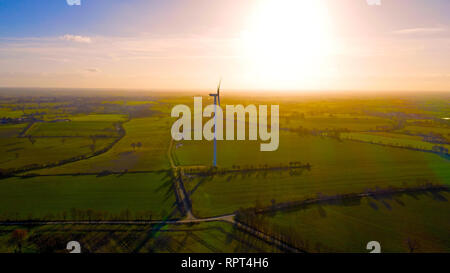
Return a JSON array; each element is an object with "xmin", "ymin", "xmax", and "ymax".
[
  {"xmin": 89, "ymin": 144, "xmax": 96, "ymax": 153},
  {"xmin": 432, "ymin": 145, "xmax": 448, "ymax": 155},
  {"xmin": 406, "ymin": 238, "xmax": 420, "ymax": 253},
  {"xmin": 11, "ymin": 229, "xmax": 28, "ymax": 253},
  {"xmin": 136, "ymin": 142, "xmax": 142, "ymax": 149},
  {"xmin": 86, "ymin": 209, "xmax": 94, "ymax": 222},
  {"xmin": 131, "ymin": 143, "xmax": 136, "ymax": 151},
  {"xmin": 90, "ymin": 135, "xmax": 97, "ymax": 145},
  {"xmin": 27, "ymin": 135, "xmax": 36, "ymax": 145}
]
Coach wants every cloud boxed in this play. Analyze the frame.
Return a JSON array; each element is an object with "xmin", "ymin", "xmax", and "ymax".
[
  {"xmin": 60, "ymin": 34, "xmax": 92, "ymax": 43},
  {"xmin": 85, "ymin": 68, "xmax": 101, "ymax": 73},
  {"xmin": 393, "ymin": 27, "xmax": 446, "ymax": 35}
]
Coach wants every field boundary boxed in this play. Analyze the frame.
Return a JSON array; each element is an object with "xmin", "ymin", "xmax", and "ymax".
[
  {"xmin": 242, "ymin": 184, "xmax": 450, "ymax": 215},
  {"xmin": 1, "ymin": 120, "xmax": 129, "ymax": 177}
]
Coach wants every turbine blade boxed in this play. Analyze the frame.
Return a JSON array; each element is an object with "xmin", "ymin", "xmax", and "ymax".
[{"xmin": 217, "ymin": 79, "xmax": 221, "ymax": 105}]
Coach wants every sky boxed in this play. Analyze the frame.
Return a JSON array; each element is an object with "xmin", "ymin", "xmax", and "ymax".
[{"xmin": 0, "ymin": 0, "xmax": 449, "ymax": 92}]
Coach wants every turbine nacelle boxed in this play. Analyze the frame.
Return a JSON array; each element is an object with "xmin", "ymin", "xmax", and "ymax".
[{"xmin": 209, "ymin": 79, "xmax": 221, "ymax": 106}]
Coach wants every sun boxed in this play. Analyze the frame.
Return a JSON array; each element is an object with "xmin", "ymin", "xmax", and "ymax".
[{"xmin": 240, "ymin": 0, "xmax": 335, "ymax": 89}]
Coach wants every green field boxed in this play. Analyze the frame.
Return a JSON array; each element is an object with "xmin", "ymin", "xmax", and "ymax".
[
  {"xmin": 0, "ymin": 221, "xmax": 279, "ymax": 253},
  {"xmin": 0, "ymin": 137, "xmax": 115, "ymax": 171},
  {"xmin": 265, "ymin": 191, "xmax": 450, "ymax": 252},
  {"xmin": 34, "ymin": 116, "xmax": 171, "ymax": 174},
  {"xmin": 0, "ymin": 123, "xmax": 26, "ymax": 138},
  {"xmin": 27, "ymin": 121, "xmax": 120, "ymax": 137},
  {"xmin": 0, "ymin": 92, "xmax": 449, "ymax": 253},
  {"xmin": 0, "ymin": 108, "xmax": 24, "ymax": 118},
  {"xmin": 399, "ymin": 125, "xmax": 450, "ymax": 138},
  {"xmin": 0, "ymin": 172, "xmax": 177, "ymax": 220},
  {"xmin": 70, "ymin": 114, "xmax": 128, "ymax": 122},
  {"xmin": 282, "ymin": 116, "xmax": 394, "ymax": 131},
  {"xmin": 341, "ymin": 132, "xmax": 450, "ymax": 152},
  {"xmin": 178, "ymin": 132, "xmax": 450, "ymax": 217}
]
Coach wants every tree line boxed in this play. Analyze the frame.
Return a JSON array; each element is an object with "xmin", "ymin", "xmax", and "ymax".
[{"xmin": 0, "ymin": 208, "xmax": 155, "ymax": 222}]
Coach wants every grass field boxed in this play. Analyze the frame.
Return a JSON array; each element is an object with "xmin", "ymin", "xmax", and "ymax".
[
  {"xmin": 33, "ymin": 116, "xmax": 171, "ymax": 174},
  {"xmin": 0, "ymin": 172, "xmax": 177, "ymax": 220},
  {"xmin": 27, "ymin": 121, "xmax": 121, "ymax": 137},
  {"xmin": 282, "ymin": 116, "xmax": 394, "ymax": 131},
  {"xmin": 398, "ymin": 125, "xmax": 450, "ymax": 138},
  {"xmin": 0, "ymin": 124, "xmax": 26, "ymax": 138},
  {"xmin": 179, "ymin": 132, "xmax": 450, "ymax": 217},
  {"xmin": 341, "ymin": 132, "xmax": 450, "ymax": 152},
  {"xmin": 265, "ymin": 191, "xmax": 450, "ymax": 252},
  {"xmin": 0, "ymin": 137, "xmax": 115, "ymax": 171},
  {"xmin": 0, "ymin": 108, "xmax": 24, "ymax": 118},
  {"xmin": 70, "ymin": 114, "xmax": 128, "ymax": 122},
  {"xmin": 0, "ymin": 221, "xmax": 279, "ymax": 253},
  {"xmin": 0, "ymin": 93, "xmax": 449, "ymax": 253}
]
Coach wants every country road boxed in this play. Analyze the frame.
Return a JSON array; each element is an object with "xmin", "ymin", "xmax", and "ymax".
[
  {"xmin": 11, "ymin": 137, "xmax": 442, "ymax": 253},
  {"xmin": 0, "ymin": 214, "xmax": 236, "ymax": 226},
  {"xmin": 163, "ymin": 139, "xmax": 305, "ymax": 252},
  {"xmin": 0, "ymin": 137, "xmax": 445, "ymax": 253},
  {"xmin": 168, "ymin": 138, "xmax": 198, "ymax": 220},
  {"xmin": 0, "ymin": 138, "xmax": 305, "ymax": 253}
]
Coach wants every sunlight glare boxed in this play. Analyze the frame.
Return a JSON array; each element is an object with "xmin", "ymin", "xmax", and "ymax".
[{"xmin": 240, "ymin": 0, "xmax": 335, "ymax": 89}]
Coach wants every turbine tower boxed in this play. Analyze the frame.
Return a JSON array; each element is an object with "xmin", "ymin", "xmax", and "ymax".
[{"xmin": 209, "ymin": 79, "xmax": 221, "ymax": 167}]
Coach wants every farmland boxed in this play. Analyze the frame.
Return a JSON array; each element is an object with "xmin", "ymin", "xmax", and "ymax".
[
  {"xmin": 0, "ymin": 137, "xmax": 114, "ymax": 171},
  {"xmin": 282, "ymin": 116, "xmax": 394, "ymax": 131},
  {"xmin": 179, "ymin": 133, "xmax": 450, "ymax": 217},
  {"xmin": 0, "ymin": 172, "xmax": 177, "ymax": 220},
  {"xmin": 34, "ymin": 116, "xmax": 171, "ymax": 174},
  {"xmin": 0, "ymin": 90, "xmax": 449, "ymax": 253},
  {"xmin": 341, "ymin": 132, "xmax": 450, "ymax": 153},
  {"xmin": 0, "ymin": 221, "xmax": 279, "ymax": 253},
  {"xmin": 260, "ymin": 191, "xmax": 450, "ymax": 252}
]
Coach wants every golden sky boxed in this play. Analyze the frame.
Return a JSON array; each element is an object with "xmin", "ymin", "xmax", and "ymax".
[{"xmin": 0, "ymin": 0, "xmax": 449, "ymax": 92}]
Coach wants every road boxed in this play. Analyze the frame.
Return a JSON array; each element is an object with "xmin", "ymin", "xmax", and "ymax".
[
  {"xmin": 0, "ymin": 214, "xmax": 235, "ymax": 226},
  {"xmin": 168, "ymin": 139, "xmax": 197, "ymax": 220},
  {"xmin": 0, "ymin": 138, "xmax": 305, "ymax": 253},
  {"xmin": 164, "ymin": 139, "xmax": 305, "ymax": 252}
]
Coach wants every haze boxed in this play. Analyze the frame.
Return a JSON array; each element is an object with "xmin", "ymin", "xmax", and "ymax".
[{"xmin": 0, "ymin": 0, "xmax": 449, "ymax": 92}]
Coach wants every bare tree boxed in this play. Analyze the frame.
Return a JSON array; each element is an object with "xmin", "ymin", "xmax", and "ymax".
[
  {"xmin": 11, "ymin": 229, "xmax": 28, "ymax": 253},
  {"xmin": 28, "ymin": 135, "xmax": 36, "ymax": 145},
  {"xmin": 406, "ymin": 238, "xmax": 420, "ymax": 253},
  {"xmin": 89, "ymin": 144, "xmax": 96, "ymax": 153}
]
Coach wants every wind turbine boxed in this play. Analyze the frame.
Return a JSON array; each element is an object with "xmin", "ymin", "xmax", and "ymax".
[{"xmin": 209, "ymin": 79, "xmax": 221, "ymax": 167}]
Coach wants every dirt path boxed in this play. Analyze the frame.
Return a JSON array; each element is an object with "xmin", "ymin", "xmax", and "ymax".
[
  {"xmin": 0, "ymin": 214, "xmax": 236, "ymax": 226},
  {"xmin": 168, "ymin": 139, "xmax": 198, "ymax": 220},
  {"xmin": 164, "ymin": 139, "xmax": 305, "ymax": 252},
  {"xmin": 1, "ymin": 138, "xmax": 304, "ymax": 253}
]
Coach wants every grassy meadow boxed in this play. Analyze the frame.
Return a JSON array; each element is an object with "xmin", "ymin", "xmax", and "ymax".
[
  {"xmin": 34, "ymin": 116, "xmax": 171, "ymax": 174},
  {"xmin": 264, "ymin": 191, "xmax": 450, "ymax": 252},
  {"xmin": 0, "ymin": 136, "xmax": 115, "ymax": 171},
  {"xmin": 0, "ymin": 221, "xmax": 280, "ymax": 253},
  {"xmin": 0, "ymin": 172, "xmax": 177, "ymax": 220},
  {"xmin": 0, "ymin": 91, "xmax": 448, "ymax": 252},
  {"xmin": 179, "ymin": 132, "xmax": 450, "ymax": 217}
]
